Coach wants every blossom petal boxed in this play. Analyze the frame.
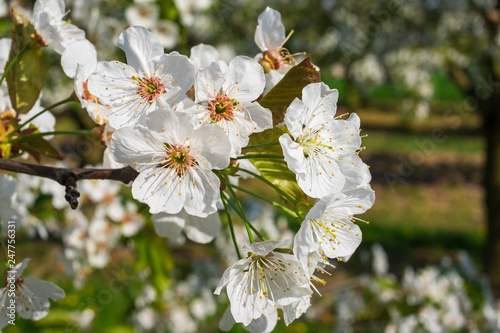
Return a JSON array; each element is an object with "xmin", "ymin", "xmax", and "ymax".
[
  {"xmin": 214, "ymin": 259, "xmax": 248, "ymax": 295},
  {"xmin": 61, "ymin": 40, "xmax": 97, "ymax": 79},
  {"xmin": 132, "ymin": 167, "xmax": 185, "ymax": 215},
  {"xmin": 181, "ymin": 170, "xmax": 220, "ymax": 217},
  {"xmin": 145, "ymin": 109, "xmax": 193, "ymax": 144},
  {"xmin": 151, "ymin": 212, "xmax": 185, "ymax": 240},
  {"xmin": 338, "ymin": 154, "xmax": 372, "ymax": 192},
  {"xmin": 156, "ymin": 52, "xmax": 195, "ymax": 102},
  {"xmin": 110, "ymin": 126, "xmax": 164, "ymax": 171},
  {"xmin": 195, "ymin": 62, "xmax": 225, "ymax": 103},
  {"xmin": 293, "ymin": 211, "xmax": 321, "ymax": 266},
  {"xmin": 190, "ymin": 43, "xmax": 220, "ymax": 71},
  {"xmin": 189, "ymin": 123, "xmax": 231, "ymax": 170},
  {"xmin": 224, "ymin": 56, "xmax": 265, "ymax": 102},
  {"xmin": 297, "ymin": 153, "xmax": 345, "ymax": 198},
  {"xmin": 118, "ymin": 26, "xmax": 164, "ymax": 73},
  {"xmin": 242, "ymin": 102, "xmax": 273, "ymax": 133},
  {"xmin": 283, "ymin": 98, "xmax": 309, "ymax": 138},
  {"xmin": 184, "ymin": 210, "xmax": 221, "ymax": 243},
  {"xmin": 280, "ymin": 134, "xmax": 306, "ymax": 177},
  {"xmin": 15, "ymin": 258, "xmax": 31, "ymax": 279},
  {"xmin": 301, "ymin": 82, "xmax": 338, "ymax": 115},
  {"xmin": 254, "ymin": 7, "xmax": 286, "ymax": 52},
  {"xmin": 16, "ymin": 276, "xmax": 65, "ymax": 321},
  {"xmin": 282, "ymin": 296, "xmax": 310, "ymax": 325},
  {"xmin": 244, "ymin": 305, "xmax": 278, "ymax": 333}
]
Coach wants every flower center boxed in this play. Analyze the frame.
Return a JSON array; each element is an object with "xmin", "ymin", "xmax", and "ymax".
[
  {"xmin": 297, "ymin": 127, "xmax": 335, "ymax": 158},
  {"xmin": 259, "ymin": 50, "xmax": 282, "ymax": 73},
  {"xmin": 134, "ymin": 76, "xmax": 165, "ymax": 103},
  {"xmin": 297, "ymin": 130, "xmax": 319, "ymax": 158},
  {"xmin": 139, "ymin": 8, "xmax": 150, "ymax": 18},
  {"xmin": 160, "ymin": 144, "xmax": 197, "ymax": 177},
  {"xmin": 208, "ymin": 94, "xmax": 238, "ymax": 122}
]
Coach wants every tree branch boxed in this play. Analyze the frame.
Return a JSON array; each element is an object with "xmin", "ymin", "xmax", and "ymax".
[{"xmin": 0, "ymin": 159, "xmax": 139, "ymax": 209}]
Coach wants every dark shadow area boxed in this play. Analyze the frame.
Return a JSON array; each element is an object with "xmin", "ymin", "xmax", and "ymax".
[{"xmin": 365, "ymin": 152, "xmax": 483, "ymax": 185}]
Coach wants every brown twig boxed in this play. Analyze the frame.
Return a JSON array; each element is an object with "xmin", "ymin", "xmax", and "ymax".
[{"xmin": 0, "ymin": 159, "xmax": 139, "ymax": 209}]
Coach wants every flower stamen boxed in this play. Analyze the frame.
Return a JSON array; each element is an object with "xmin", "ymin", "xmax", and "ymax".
[
  {"xmin": 208, "ymin": 94, "xmax": 238, "ymax": 122},
  {"xmin": 159, "ymin": 144, "xmax": 197, "ymax": 177},
  {"xmin": 134, "ymin": 75, "xmax": 166, "ymax": 103}
]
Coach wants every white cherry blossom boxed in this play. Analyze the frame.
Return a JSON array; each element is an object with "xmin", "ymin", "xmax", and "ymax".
[
  {"xmin": 294, "ymin": 187, "xmax": 375, "ymax": 267},
  {"xmin": 0, "ymin": 258, "xmax": 65, "ymax": 328},
  {"xmin": 214, "ymin": 240, "xmax": 312, "ymax": 326},
  {"xmin": 88, "ymin": 26, "xmax": 195, "ymax": 129},
  {"xmin": 125, "ymin": 2, "xmax": 159, "ymax": 30},
  {"xmin": 182, "ymin": 56, "xmax": 272, "ymax": 157},
  {"xmin": 279, "ymin": 82, "xmax": 369, "ymax": 198},
  {"xmin": 113, "ymin": 201, "xmax": 145, "ymax": 237},
  {"xmin": 154, "ymin": 20, "xmax": 180, "ymax": 49},
  {"xmin": 32, "ymin": 0, "xmax": 86, "ymax": 54},
  {"xmin": 254, "ymin": 7, "xmax": 297, "ymax": 93},
  {"xmin": 61, "ymin": 40, "xmax": 108, "ymax": 124},
  {"xmin": 111, "ymin": 109, "xmax": 231, "ymax": 217},
  {"xmin": 86, "ymin": 215, "xmax": 119, "ymax": 268},
  {"xmin": 63, "ymin": 209, "xmax": 119, "ymax": 269},
  {"xmin": 174, "ymin": 0, "xmax": 212, "ymax": 27}
]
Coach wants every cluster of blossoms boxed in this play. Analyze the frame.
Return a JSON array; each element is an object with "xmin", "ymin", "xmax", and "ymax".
[{"xmin": 0, "ymin": 1, "xmax": 375, "ymax": 331}]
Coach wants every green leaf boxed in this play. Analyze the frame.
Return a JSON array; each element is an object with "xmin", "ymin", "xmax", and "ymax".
[
  {"xmin": 245, "ymin": 127, "xmax": 309, "ymax": 207},
  {"xmin": 18, "ymin": 137, "xmax": 62, "ymax": 162},
  {"xmin": 247, "ymin": 126, "xmax": 286, "ymax": 147},
  {"xmin": 6, "ymin": 8, "xmax": 44, "ymax": 114},
  {"xmin": 0, "ymin": 17, "xmax": 10, "ymax": 36},
  {"xmin": 259, "ymin": 55, "xmax": 321, "ymax": 126},
  {"xmin": 249, "ymin": 157, "xmax": 308, "ymax": 207}
]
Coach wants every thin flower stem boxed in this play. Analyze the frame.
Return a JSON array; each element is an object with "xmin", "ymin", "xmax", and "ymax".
[
  {"xmin": 6, "ymin": 130, "xmax": 91, "ymax": 143},
  {"xmin": 242, "ymin": 142, "xmax": 281, "ymax": 150},
  {"xmin": 216, "ymin": 171, "xmax": 268, "ymax": 242},
  {"xmin": 222, "ymin": 192, "xmax": 253, "ymax": 243},
  {"xmin": 236, "ymin": 154, "xmax": 284, "ymax": 160},
  {"xmin": 224, "ymin": 182, "xmax": 269, "ymax": 242},
  {"xmin": 8, "ymin": 96, "xmax": 75, "ymax": 137},
  {"xmin": 231, "ymin": 166, "xmax": 298, "ymax": 205},
  {"xmin": 214, "ymin": 170, "xmax": 256, "ymax": 243},
  {"xmin": 227, "ymin": 183, "xmax": 298, "ymax": 218},
  {"xmin": 219, "ymin": 175, "xmax": 256, "ymax": 243},
  {"xmin": 220, "ymin": 193, "xmax": 242, "ymax": 260},
  {"xmin": 0, "ymin": 45, "xmax": 28, "ymax": 88},
  {"xmin": 224, "ymin": 196, "xmax": 267, "ymax": 243}
]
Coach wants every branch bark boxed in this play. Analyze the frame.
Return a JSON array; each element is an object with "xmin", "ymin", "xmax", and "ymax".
[{"xmin": 0, "ymin": 159, "xmax": 139, "ymax": 209}]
